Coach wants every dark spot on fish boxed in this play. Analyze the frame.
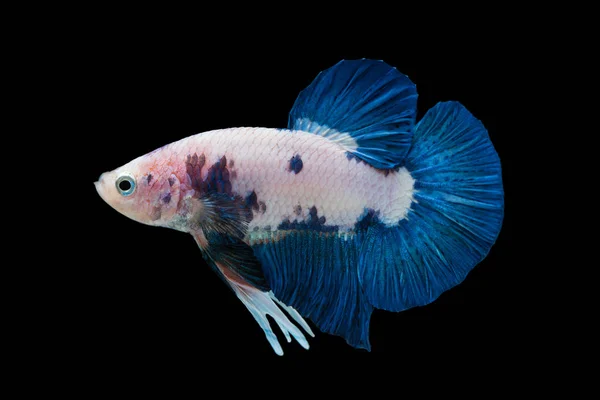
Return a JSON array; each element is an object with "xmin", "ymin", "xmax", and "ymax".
[
  {"xmin": 279, "ymin": 218, "xmax": 291, "ymax": 228},
  {"xmin": 264, "ymin": 225, "xmax": 271, "ymax": 231},
  {"xmin": 206, "ymin": 168, "xmax": 215, "ymax": 186},
  {"xmin": 147, "ymin": 174, "xmax": 153, "ymax": 184},
  {"xmin": 186, "ymin": 152, "xmax": 207, "ymax": 193},
  {"xmin": 354, "ymin": 208, "xmax": 381, "ymax": 231},
  {"xmin": 245, "ymin": 191, "xmax": 259, "ymax": 211},
  {"xmin": 185, "ymin": 153, "xmax": 260, "ymax": 223},
  {"xmin": 253, "ymin": 226, "xmax": 259, "ymax": 232},
  {"xmin": 150, "ymin": 206, "xmax": 162, "ymax": 221},
  {"xmin": 204, "ymin": 155, "xmax": 233, "ymax": 196},
  {"xmin": 229, "ymin": 159, "xmax": 234, "ymax": 168},
  {"xmin": 288, "ymin": 154, "xmax": 303, "ymax": 174},
  {"xmin": 240, "ymin": 190, "xmax": 268, "ymax": 221},
  {"xmin": 223, "ymin": 181, "xmax": 232, "ymax": 196},
  {"xmin": 278, "ymin": 205, "xmax": 338, "ymax": 232},
  {"xmin": 162, "ymin": 192, "xmax": 172, "ymax": 204},
  {"xmin": 168, "ymin": 177, "xmax": 175, "ymax": 187},
  {"xmin": 294, "ymin": 204, "xmax": 302, "ymax": 216}
]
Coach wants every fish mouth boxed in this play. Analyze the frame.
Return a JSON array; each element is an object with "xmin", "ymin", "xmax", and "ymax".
[{"xmin": 94, "ymin": 173, "xmax": 107, "ymax": 201}]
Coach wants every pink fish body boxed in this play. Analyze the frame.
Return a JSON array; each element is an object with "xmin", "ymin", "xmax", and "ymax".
[
  {"xmin": 97, "ymin": 128, "xmax": 415, "ymax": 232},
  {"xmin": 96, "ymin": 60, "xmax": 503, "ymax": 354}
]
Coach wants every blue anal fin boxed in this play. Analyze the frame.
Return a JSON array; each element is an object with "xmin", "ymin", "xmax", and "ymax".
[
  {"xmin": 288, "ymin": 59, "xmax": 417, "ymax": 169},
  {"xmin": 252, "ymin": 231, "xmax": 373, "ymax": 350}
]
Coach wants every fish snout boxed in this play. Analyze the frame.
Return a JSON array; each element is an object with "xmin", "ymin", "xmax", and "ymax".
[
  {"xmin": 94, "ymin": 172, "xmax": 111, "ymax": 203},
  {"xmin": 94, "ymin": 173, "xmax": 105, "ymax": 188}
]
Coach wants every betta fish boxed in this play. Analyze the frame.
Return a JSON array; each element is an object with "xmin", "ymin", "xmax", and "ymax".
[{"xmin": 95, "ymin": 59, "xmax": 504, "ymax": 354}]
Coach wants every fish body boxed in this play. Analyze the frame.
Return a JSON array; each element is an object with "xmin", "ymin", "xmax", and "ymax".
[
  {"xmin": 96, "ymin": 60, "xmax": 504, "ymax": 354},
  {"xmin": 98, "ymin": 128, "xmax": 414, "ymax": 235}
]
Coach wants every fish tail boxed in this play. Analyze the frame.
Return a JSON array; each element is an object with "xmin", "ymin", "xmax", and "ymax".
[
  {"xmin": 359, "ymin": 101, "xmax": 504, "ymax": 311},
  {"xmin": 258, "ymin": 60, "xmax": 504, "ymax": 350}
]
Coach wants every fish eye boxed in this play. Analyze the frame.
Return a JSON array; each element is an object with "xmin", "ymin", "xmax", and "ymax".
[{"xmin": 116, "ymin": 174, "xmax": 136, "ymax": 196}]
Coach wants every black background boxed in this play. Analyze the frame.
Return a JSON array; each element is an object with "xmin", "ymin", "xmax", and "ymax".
[{"xmin": 58, "ymin": 15, "xmax": 535, "ymax": 381}]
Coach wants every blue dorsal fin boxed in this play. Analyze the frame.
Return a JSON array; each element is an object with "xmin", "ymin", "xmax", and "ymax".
[{"xmin": 288, "ymin": 59, "xmax": 417, "ymax": 169}]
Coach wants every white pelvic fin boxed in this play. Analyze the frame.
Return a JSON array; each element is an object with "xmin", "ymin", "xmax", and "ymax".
[
  {"xmin": 229, "ymin": 280, "xmax": 312, "ymax": 355},
  {"xmin": 270, "ymin": 293, "xmax": 315, "ymax": 337}
]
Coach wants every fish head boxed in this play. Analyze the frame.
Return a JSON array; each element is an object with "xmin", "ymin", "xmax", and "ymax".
[{"xmin": 95, "ymin": 149, "xmax": 181, "ymax": 227}]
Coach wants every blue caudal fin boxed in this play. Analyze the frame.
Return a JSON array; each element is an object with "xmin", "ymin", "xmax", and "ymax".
[
  {"xmin": 288, "ymin": 59, "xmax": 417, "ymax": 169},
  {"xmin": 358, "ymin": 102, "xmax": 504, "ymax": 311}
]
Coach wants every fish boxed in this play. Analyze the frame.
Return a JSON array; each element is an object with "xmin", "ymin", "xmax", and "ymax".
[{"xmin": 95, "ymin": 59, "xmax": 504, "ymax": 355}]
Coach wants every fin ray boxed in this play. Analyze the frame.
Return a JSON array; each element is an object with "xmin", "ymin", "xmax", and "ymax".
[
  {"xmin": 252, "ymin": 231, "xmax": 373, "ymax": 350},
  {"xmin": 201, "ymin": 231, "xmax": 270, "ymax": 291},
  {"xmin": 358, "ymin": 101, "xmax": 504, "ymax": 311},
  {"xmin": 232, "ymin": 284, "xmax": 311, "ymax": 355}
]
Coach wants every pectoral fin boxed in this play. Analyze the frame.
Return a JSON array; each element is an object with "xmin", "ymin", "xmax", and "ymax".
[
  {"xmin": 196, "ymin": 229, "xmax": 269, "ymax": 291},
  {"xmin": 191, "ymin": 230, "xmax": 313, "ymax": 355},
  {"xmin": 215, "ymin": 266, "xmax": 313, "ymax": 356}
]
